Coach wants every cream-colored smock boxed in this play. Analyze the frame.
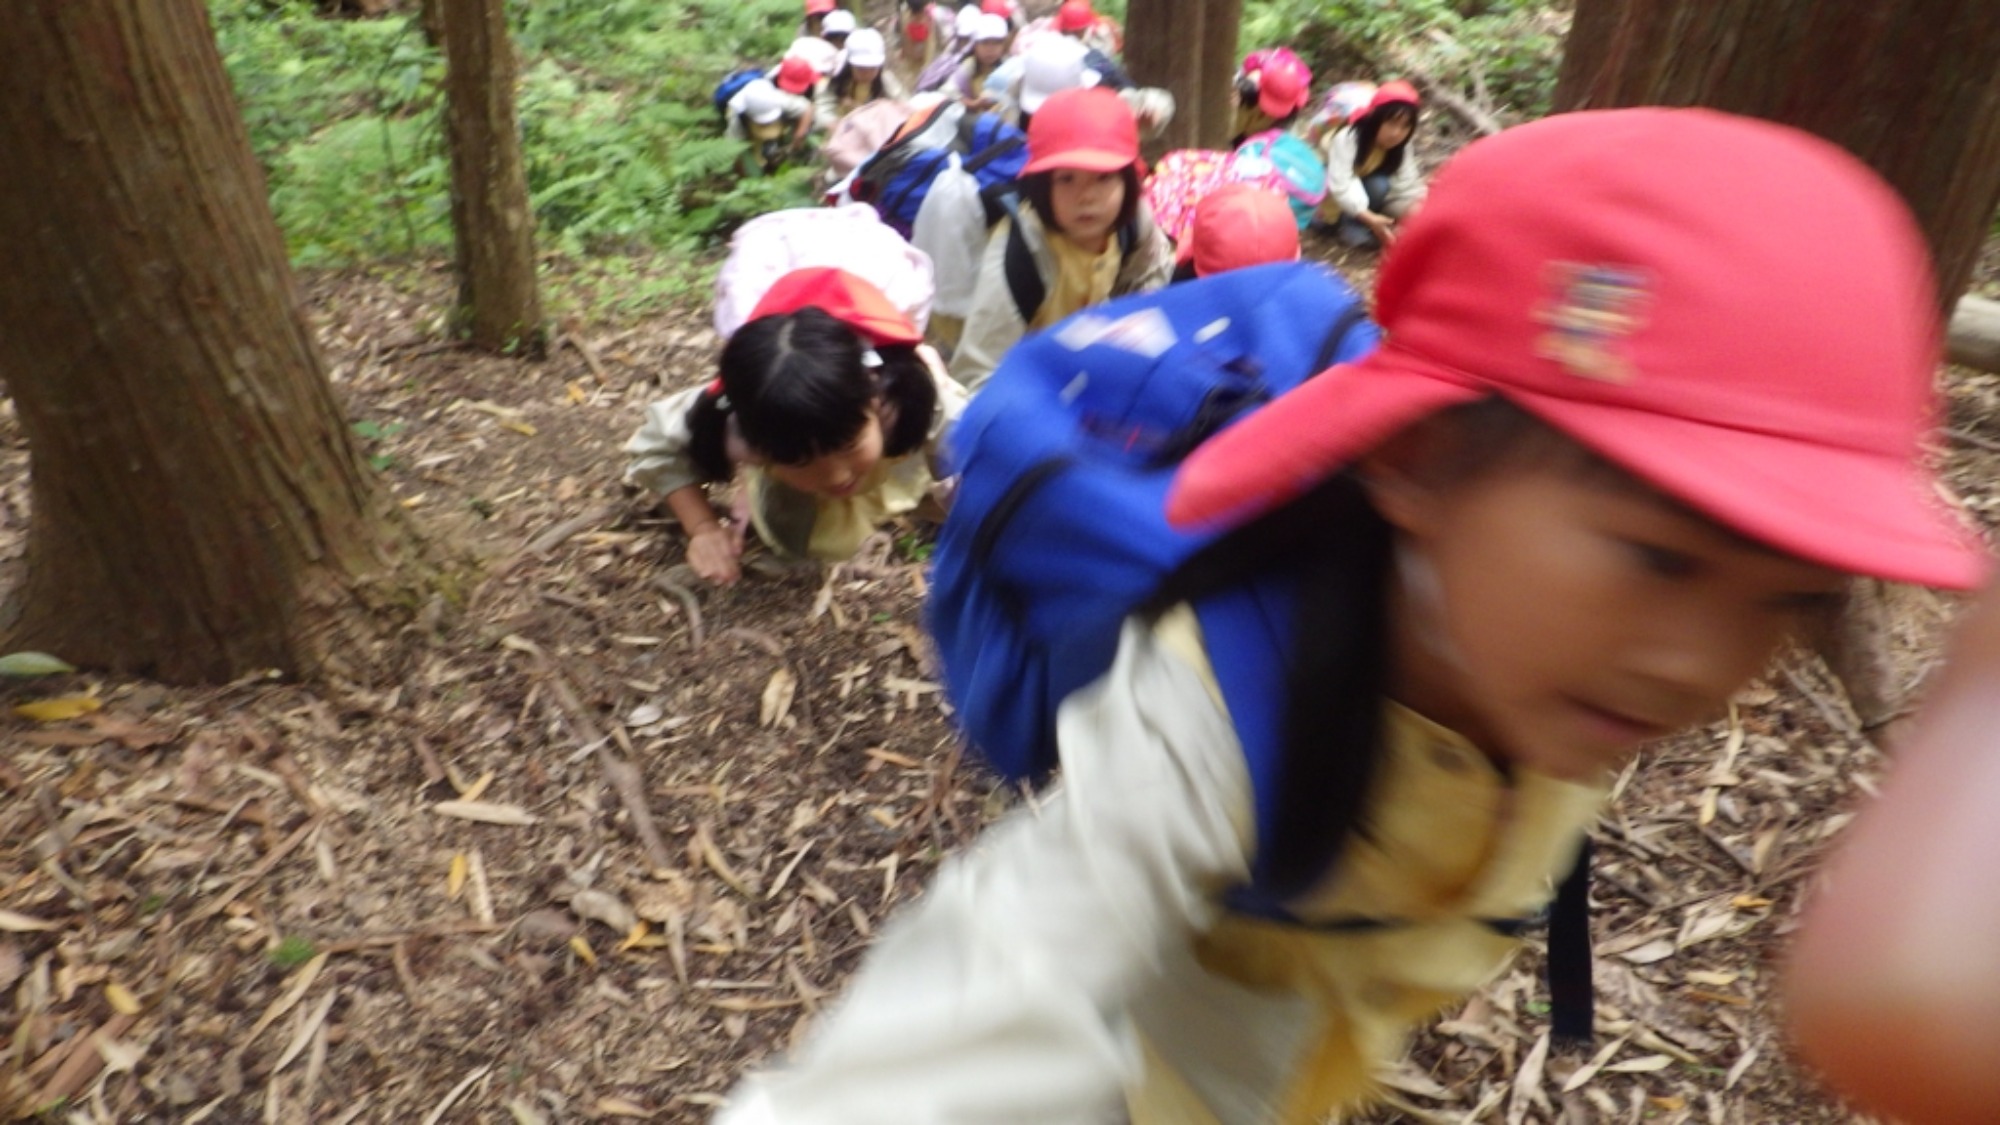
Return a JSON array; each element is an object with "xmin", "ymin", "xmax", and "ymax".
[
  {"xmin": 717, "ymin": 607, "xmax": 1608, "ymax": 1124},
  {"xmin": 622, "ymin": 347, "xmax": 966, "ymax": 561}
]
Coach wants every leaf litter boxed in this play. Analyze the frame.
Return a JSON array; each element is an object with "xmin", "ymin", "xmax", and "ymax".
[{"xmin": 0, "ymin": 247, "xmax": 1994, "ymax": 1122}]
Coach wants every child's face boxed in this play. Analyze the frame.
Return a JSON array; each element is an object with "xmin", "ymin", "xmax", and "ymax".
[
  {"xmin": 974, "ymin": 39, "xmax": 1006, "ymax": 65},
  {"xmin": 849, "ymin": 64, "xmax": 881, "ymax": 88},
  {"xmin": 1375, "ymin": 446, "xmax": 1846, "ymax": 781},
  {"xmin": 1049, "ymin": 168, "xmax": 1126, "ymax": 251},
  {"xmin": 1377, "ymin": 111, "xmax": 1414, "ymax": 150},
  {"xmin": 763, "ymin": 412, "xmax": 884, "ymax": 500}
]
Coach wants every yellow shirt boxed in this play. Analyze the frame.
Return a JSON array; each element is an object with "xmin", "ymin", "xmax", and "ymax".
[{"xmin": 1032, "ymin": 230, "xmax": 1124, "ymax": 330}]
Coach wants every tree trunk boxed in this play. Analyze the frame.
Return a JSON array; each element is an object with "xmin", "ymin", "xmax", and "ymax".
[
  {"xmin": 1554, "ymin": 0, "xmax": 2000, "ymax": 728},
  {"xmin": 0, "ymin": 2, "xmax": 431, "ymax": 683},
  {"xmin": 1125, "ymin": 0, "xmax": 1242, "ymax": 152},
  {"xmin": 1554, "ymin": 0, "xmax": 2000, "ymax": 314},
  {"xmin": 436, "ymin": 0, "xmax": 544, "ymax": 354}
]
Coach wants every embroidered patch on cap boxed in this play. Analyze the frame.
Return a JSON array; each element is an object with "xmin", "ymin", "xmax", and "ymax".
[{"xmin": 1535, "ymin": 262, "xmax": 1651, "ymax": 383}]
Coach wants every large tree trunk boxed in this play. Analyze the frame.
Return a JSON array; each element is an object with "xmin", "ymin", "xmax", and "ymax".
[
  {"xmin": 1125, "ymin": 0, "xmax": 1242, "ymax": 152},
  {"xmin": 0, "ymin": 1, "xmax": 429, "ymax": 684},
  {"xmin": 1555, "ymin": 0, "xmax": 2000, "ymax": 729},
  {"xmin": 437, "ymin": 0, "xmax": 544, "ymax": 354},
  {"xmin": 1554, "ymin": 1, "xmax": 2000, "ymax": 315}
]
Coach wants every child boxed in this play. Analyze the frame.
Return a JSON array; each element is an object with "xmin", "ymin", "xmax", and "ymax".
[
  {"xmin": 1231, "ymin": 47, "xmax": 1312, "ymax": 147},
  {"xmin": 950, "ymin": 86, "xmax": 1173, "ymax": 387},
  {"xmin": 1785, "ymin": 588, "xmax": 2000, "ymax": 1124},
  {"xmin": 948, "ymin": 13, "xmax": 1011, "ymax": 109},
  {"xmin": 817, "ymin": 7, "xmax": 855, "ymax": 51},
  {"xmin": 714, "ymin": 108, "xmax": 1986, "ymax": 1122},
  {"xmin": 724, "ymin": 77, "xmax": 814, "ymax": 175},
  {"xmin": 816, "ymin": 29, "xmax": 909, "ymax": 124},
  {"xmin": 1318, "ymin": 79, "xmax": 1425, "ymax": 248},
  {"xmin": 625, "ymin": 268, "xmax": 966, "ymax": 585},
  {"xmin": 1170, "ymin": 182, "xmax": 1300, "ymax": 282}
]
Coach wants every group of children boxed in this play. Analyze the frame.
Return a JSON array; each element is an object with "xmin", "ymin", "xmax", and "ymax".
[{"xmin": 661, "ymin": 10, "xmax": 1995, "ymax": 1123}]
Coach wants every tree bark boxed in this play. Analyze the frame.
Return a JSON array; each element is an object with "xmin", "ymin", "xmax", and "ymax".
[
  {"xmin": 0, "ymin": 2, "xmax": 431, "ymax": 683},
  {"xmin": 436, "ymin": 0, "xmax": 544, "ymax": 354},
  {"xmin": 1125, "ymin": 0, "xmax": 1242, "ymax": 152},
  {"xmin": 1554, "ymin": 0, "xmax": 2000, "ymax": 314}
]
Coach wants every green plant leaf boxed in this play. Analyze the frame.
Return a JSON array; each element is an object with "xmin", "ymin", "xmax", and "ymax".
[{"xmin": 0, "ymin": 651, "xmax": 75, "ymax": 677}]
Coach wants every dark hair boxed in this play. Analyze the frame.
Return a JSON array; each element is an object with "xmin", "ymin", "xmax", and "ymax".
[
  {"xmin": 685, "ymin": 307, "xmax": 938, "ymax": 481},
  {"xmin": 1141, "ymin": 397, "xmax": 1559, "ymax": 898},
  {"xmin": 1351, "ymin": 101, "xmax": 1419, "ymax": 176},
  {"xmin": 1017, "ymin": 165, "xmax": 1143, "ymax": 239},
  {"xmin": 830, "ymin": 63, "xmax": 888, "ymax": 103}
]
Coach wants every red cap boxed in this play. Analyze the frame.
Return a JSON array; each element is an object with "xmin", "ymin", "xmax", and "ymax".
[
  {"xmin": 980, "ymin": 0, "xmax": 1012, "ymax": 14},
  {"xmin": 774, "ymin": 55, "xmax": 818, "ymax": 94},
  {"xmin": 748, "ymin": 267, "xmax": 922, "ymax": 347},
  {"xmin": 1364, "ymin": 79, "xmax": 1420, "ymax": 116},
  {"xmin": 1256, "ymin": 54, "xmax": 1312, "ymax": 119},
  {"xmin": 1178, "ymin": 184, "xmax": 1299, "ymax": 277},
  {"xmin": 1168, "ymin": 108, "xmax": 1986, "ymax": 590},
  {"xmin": 1021, "ymin": 87, "xmax": 1140, "ymax": 175},
  {"xmin": 805, "ymin": 0, "xmax": 837, "ymax": 14},
  {"xmin": 1055, "ymin": 0, "xmax": 1094, "ymax": 32}
]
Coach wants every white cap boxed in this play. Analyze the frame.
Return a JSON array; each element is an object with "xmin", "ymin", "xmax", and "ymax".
[
  {"xmin": 954, "ymin": 4, "xmax": 982, "ymax": 38},
  {"xmin": 1019, "ymin": 35, "xmax": 1093, "ymax": 114},
  {"xmin": 783, "ymin": 35, "xmax": 841, "ymax": 76},
  {"xmin": 844, "ymin": 27, "xmax": 888, "ymax": 68},
  {"xmin": 820, "ymin": 9, "xmax": 856, "ymax": 35},
  {"xmin": 972, "ymin": 13, "xmax": 1010, "ymax": 40},
  {"xmin": 733, "ymin": 78, "xmax": 788, "ymax": 125}
]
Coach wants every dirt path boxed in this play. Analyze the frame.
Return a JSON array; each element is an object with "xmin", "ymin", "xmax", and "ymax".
[{"xmin": 3, "ymin": 255, "xmax": 1991, "ymax": 1122}]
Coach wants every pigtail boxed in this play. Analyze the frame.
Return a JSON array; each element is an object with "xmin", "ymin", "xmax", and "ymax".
[
  {"xmin": 875, "ymin": 344, "xmax": 939, "ymax": 458},
  {"xmin": 684, "ymin": 378, "xmax": 735, "ymax": 483}
]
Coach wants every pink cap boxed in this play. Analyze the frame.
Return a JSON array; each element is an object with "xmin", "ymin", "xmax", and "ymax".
[
  {"xmin": 1256, "ymin": 54, "xmax": 1312, "ymax": 119},
  {"xmin": 1169, "ymin": 109, "xmax": 1986, "ymax": 590}
]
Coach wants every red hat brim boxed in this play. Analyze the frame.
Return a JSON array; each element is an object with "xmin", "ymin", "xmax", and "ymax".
[
  {"xmin": 1167, "ymin": 342, "xmax": 1989, "ymax": 590},
  {"xmin": 747, "ymin": 267, "xmax": 923, "ymax": 347}
]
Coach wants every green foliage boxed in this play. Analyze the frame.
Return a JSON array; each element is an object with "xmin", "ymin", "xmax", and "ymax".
[
  {"xmin": 268, "ymin": 935, "xmax": 318, "ymax": 968},
  {"xmin": 1240, "ymin": 0, "xmax": 1566, "ymax": 121},
  {"xmin": 210, "ymin": 0, "xmax": 819, "ymax": 301}
]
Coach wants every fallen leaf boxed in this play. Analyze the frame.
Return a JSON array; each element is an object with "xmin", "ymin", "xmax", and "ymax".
[
  {"xmin": 0, "ymin": 909, "xmax": 61, "ymax": 932},
  {"xmin": 15, "ymin": 694, "xmax": 103, "ymax": 722},
  {"xmin": 566, "ymin": 381, "xmax": 587, "ymax": 404},
  {"xmin": 1684, "ymin": 969, "xmax": 1740, "ymax": 987},
  {"xmin": 1616, "ymin": 938, "xmax": 1678, "ymax": 965},
  {"xmin": 105, "ymin": 982, "xmax": 143, "ymax": 1015},
  {"xmin": 759, "ymin": 667, "xmax": 797, "ymax": 728},
  {"xmin": 0, "ymin": 652, "xmax": 74, "ymax": 676},
  {"xmin": 500, "ymin": 419, "xmax": 538, "ymax": 436},
  {"xmin": 433, "ymin": 800, "xmax": 539, "ymax": 826},
  {"xmin": 570, "ymin": 888, "xmax": 639, "ymax": 934},
  {"xmin": 1604, "ymin": 1054, "xmax": 1674, "ymax": 1073},
  {"xmin": 595, "ymin": 1097, "xmax": 652, "ymax": 1118},
  {"xmin": 569, "ymin": 935, "xmax": 598, "ymax": 966},
  {"xmin": 447, "ymin": 853, "xmax": 469, "ymax": 900}
]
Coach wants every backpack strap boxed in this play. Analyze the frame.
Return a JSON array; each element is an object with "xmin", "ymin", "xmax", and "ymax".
[
  {"xmin": 1546, "ymin": 836, "xmax": 1595, "ymax": 1042},
  {"xmin": 1003, "ymin": 210, "xmax": 1047, "ymax": 327},
  {"xmin": 1310, "ymin": 301, "xmax": 1372, "ymax": 376}
]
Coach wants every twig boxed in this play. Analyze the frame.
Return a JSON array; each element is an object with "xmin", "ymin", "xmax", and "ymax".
[
  {"xmin": 561, "ymin": 332, "xmax": 613, "ymax": 386},
  {"xmin": 652, "ymin": 574, "xmax": 706, "ymax": 649},
  {"xmin": 319, "ymin": 921, "xmax": 503, "ymax": 955},
  {"xmin": 420, "ymin": 1063, "xmax": 492, "ymax": 1125},
  {"xmin": 523, "ymin": 506, "xmax": 612, "ymax": 558},
  {"xmin": 500, "ymin": 635, "xmax": 674, "ymax": 871},
  {"xmin": 1947, "ymin": 425, "xmax": 2000, "ymax": 454}
]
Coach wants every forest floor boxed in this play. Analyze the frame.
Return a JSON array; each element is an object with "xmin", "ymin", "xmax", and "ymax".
[{"xmin": 3, "ymin": 229, "xmax": 1999, "ymax": 1123}]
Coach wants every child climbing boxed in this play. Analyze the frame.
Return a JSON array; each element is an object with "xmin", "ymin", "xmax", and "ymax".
[
  {"xmin": 713, "ymin": 108, "xmax": 1987, "ymax": 1122},
  {"xmin": 624, "ymin": 268, "xmax": 966, "ymax": 585},
  {"xmin": 815, "ymin": 29, "xmax": 908, "ymax": 125},
  {"xmin": 950, "ymin": 85, "xmax": 1173, "ymax": 387},
  {"xmin": 1171, "ymin": 182, "xmax": 1300, "ymax": 281},
  {"xmin": 722, "ymin": 75, "xmax": 815, "ymax": 175},
  {"xmin": 948, "ymin": 13, "xmax": 1012, "ymax": 109},
  {"xmin": 1319, "ymin": 79, "xmax": 1425, "ymax": 248},
  {"xmin": 1231, "ymin": 47, "xmax": 1312, "ymax": 147}
]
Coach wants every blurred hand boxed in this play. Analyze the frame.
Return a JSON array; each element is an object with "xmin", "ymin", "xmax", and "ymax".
[
  {"xmin": 1363, "ymin": 211, "xmax": 1398, "ymax": 247},
  {"xmin": 687, "ymin": 523, "xmax": 744, "ymax": 585}
]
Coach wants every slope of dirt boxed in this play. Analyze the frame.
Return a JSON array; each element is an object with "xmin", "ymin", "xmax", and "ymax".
[{"xmin": 1, "ymin": 250, "xmax": 1994, "ymax": 1123}]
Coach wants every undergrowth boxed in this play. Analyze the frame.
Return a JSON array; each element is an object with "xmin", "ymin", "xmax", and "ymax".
[{"xmin": 210, "ymin": 0, "xmax": 817, "ymax": 317}]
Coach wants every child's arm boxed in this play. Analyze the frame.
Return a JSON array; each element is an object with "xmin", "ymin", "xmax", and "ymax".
[
  {"xmin": 1784, "ymin": 590, "xmax": 2000, "ymax": 1124},
  {"xmin": 948, "ymin": 218, "xmax": 1028, "ymax": 389},
  {"xmin": 717, "ymin": 616, "xmax": 1257, "ymax": 1123},
  {"xmin": 625, "ymin": 386, "xmax": 743, "ymax": 583},
  {"xmin": 665, "ymin": 483, "xmax": 744, "ymax": 585}
]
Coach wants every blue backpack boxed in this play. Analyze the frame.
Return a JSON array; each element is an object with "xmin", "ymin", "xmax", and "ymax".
[
  {"xmin": 852, "ymin": 102, "xmax": 1028, "ymax": 236},
  {"xmin": 928, "ymin": 260, "xmax": 1376, "ymax": 785},
  {"xmin": 712, "ymin": 66, "xmax": 763, "ymax": 122},
  {"xmin": 927, "ymin": 261, "xmax": 1600, "ymax": 1042}
]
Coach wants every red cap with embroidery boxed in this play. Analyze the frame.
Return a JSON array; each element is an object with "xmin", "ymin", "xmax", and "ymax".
[
  {"xmin": 1178, "ymin": 184, "xmax": 1299, "ymax": 278},
  {"xmin": 1055, "ymin": 0, "xmax": 1095, "ymax": 32},
  {"xmin": 1167, "ymin": 108, "xmax": 1987, "ymax": 590},
  {"xmin": 774, "ymin": 55, "xmax": 818, "ymax": 94},
  {"xmin": 747, "ymin": 267, "xmax": 923, "ymax": 347}
]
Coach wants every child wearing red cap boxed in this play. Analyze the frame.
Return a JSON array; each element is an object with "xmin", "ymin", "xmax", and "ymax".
[
  {"xmin": 625, "ymin": 269, "xmax": 966, "ymax": 584},
  {"xmin": 1318, "ymin": 79, "xmax": 1425, "ymax": 248},
  {"xmin": 951, "ymin": 86, "xmax": 1173, "ymax": 387},
  {"xmin": 713, "ymin": 108, "xmax": 1987, "ymax": 1123},
  {"xmin": 1231, "ymin": 47, "xmax": 1312, "ymax": 148},
  {"xmin": 1171, "ymin": 182, "xmax": 1301, "ymax": 282}
]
